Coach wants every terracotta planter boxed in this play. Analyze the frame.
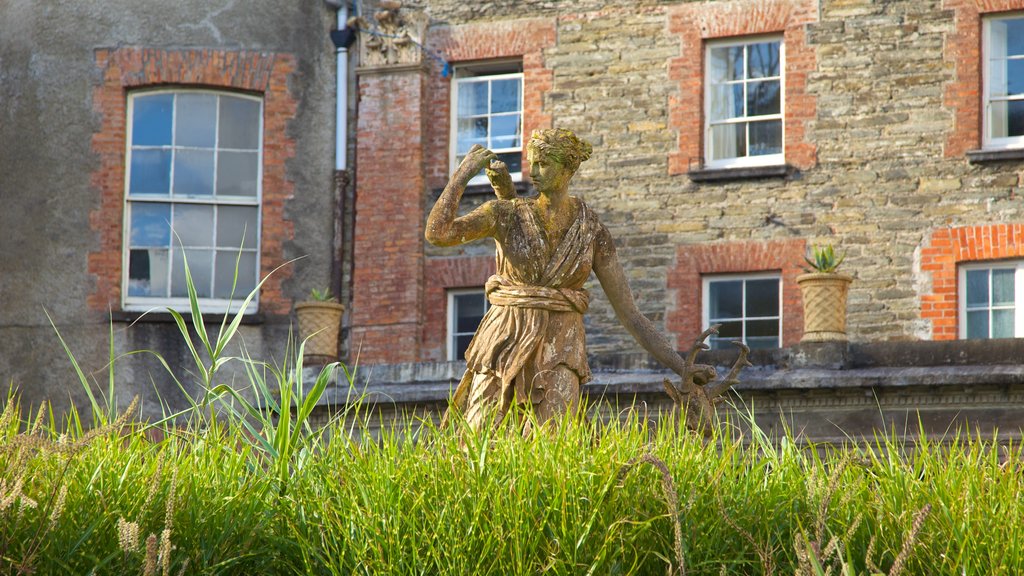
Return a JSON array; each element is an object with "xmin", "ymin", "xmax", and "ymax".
[
  {"xmin": 797, "ymin": 272, "xmax": 853, "ymax": 342},
  {"xmin": 294, "ymin": 301, "xmax": 345, "ymax": 361}
]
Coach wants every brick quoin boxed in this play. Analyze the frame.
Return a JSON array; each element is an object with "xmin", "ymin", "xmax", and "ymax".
[
  {"xmin": 423, "ymin": 17, "xmax": 556, "ymax": 189},
  {"xmin": 666, "ymin": 239, "xmax": 806, "ymax": 348},
  {"xmin": 351, "ymin": 68, "xmax": 428, "ymax": 363},
  {"xmin": 921, "ymin": 224, "xmax": 1024, "ymax": 339},
  {"xmin": 667, "ymin": 0, "xmax": 818, "ymax": 175},
  {"xmin": 420, "ymin": 256, "xmax": 496, "ymax": 361},
  {"xmin": 88, "ymin": 47, "xmax": 298, "ymax": 315},
  {"xmin": 942, "ymin": 0, "xmax": 1024, "ymax": 157}
]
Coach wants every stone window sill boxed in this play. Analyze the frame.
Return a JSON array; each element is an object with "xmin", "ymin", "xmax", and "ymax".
[
  {"xmin": 110, "ymin": 310, "xmax": 265, "ymax": 325},
  {"xmin": 433, "ymin": 180, "xmax": 534, "ymax": 198},
  {"xmin": 687, "ymin": 164, "xmax": 794, "ymax": 182},
  {"xmin": 966, "ymin": 148, "xmax": 1024, "ymax": 164}
]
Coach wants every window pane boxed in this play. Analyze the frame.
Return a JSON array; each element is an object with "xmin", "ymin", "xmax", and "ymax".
[
  {"xmin": 990, "ymin": 100, "xmax": 1024, "ymax": 139},
  {"xmin": 216, "ymin": 205, "xmax": 259, "ymax": 249},
  {"xmin": 965, "ymin": 269, "xmax": 989, "ymax": 307},
  {"xmin": 966, "ymin": 310, "xmax": 989, "ymax": 339},
  {"xmin": 992, "ymin": 18, "xmax": 1024, "ymax": 58},
  {"xmin": 216, "ymin": 151, "xmax": 259, "ymax": 197},
  {"xmin": 130, "ymin": 203, "xmax": 171, "ymax": 247},
  {"xmin": 490, "ymin": 114, "xmax": 521, "ymax": 143},
  {"xmin": 219, "ymin": 96, "xmax": 261, "ymax": 150},
  {"xmin": 709, "ymin": 46, "xmax": 743, "ymax": 82},
  {"xmin": 175, "ymin": 93, "xmax": 216, "ymax": 148},
  {"xmin": 132, "ymin": 94, "xmax": 173, "ymax": 146},
  {"xmin": 214, "ymin": 250, "xmax": 257, "ymax": 299},
  {"xmin": 173, "ymin": 149, "xmax": 215, "ymax": 196},
  {"xmin": 749, "ymin": 120, "xmax": 783, "ymax": 156},
  {"xmin": 490, "ymin": 78, "xmax": 521, "ymax": 114},
  {"xmin": 455, "ymin": 293, "xmax": 486, "ymax": 333},
  {"xmin": 709, "ymin": 84, "xmax": 744, "ymax": 121},
  {"xmin": 710, "ymin": 123, "xmax": 746, "ymax": 161},
  {"xmin": 747, "ymin": 318, "xmax": 779, "ymax": 338},
  {"xmin": 709, "ymin": 280, "xmax": 742, "ymax": 319},
  {"xmin": 746, "ymin": 279, "xmax": 779, "ymax": 317},
  {"xmin": 455, "ymin": 334, "xmax": 474, "ymax": 361},
  {"xmin": 992, "ymin": 268, "xmax": 1015, "ymax": 306},
  {"xmin": 747, "ymin": 80, "xmax": 781, "ymax": 116},
  {"xmin": 748, "ymin": 41, "xmax": 781, "ymax": 78},
  {"xmin": 496, "ymin": 151, "xmax": 522, "ymax": 174},
  {"xmin": 1009, "ymin": 60, "xmax": 1024, "ymax": 97},
  {"xmin": 457, "ymin": 80, "xmax": 488, "ymax": 116},
  {"xmin": 172, "ymin": 204, "xmax": 214, "ymax": 247},
  {"xmin": 709, "ymin": 320, "xmax": 742, "ymax": 350},
  {"xmin": 993, "ymin": 309, "xmax": 1015, "ymax": 338},
  {"xmin": 129, "ymin": 149, "xmax": 171, "ymax": 195},
  {"xmin": 456, "ymin": 117, "xmax": 488, "ymax": 154},
  {"xmin": 171, "ymin": 249, "xmax": 213, "ymax": 298},
  {"xmin": 128, "ymin": 248, "xmax": 169, "ymax": 297}
]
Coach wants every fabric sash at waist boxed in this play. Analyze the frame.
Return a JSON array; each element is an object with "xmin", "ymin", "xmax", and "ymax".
[{"xmin": 484, "ymin": 275, "xmax": 589, "ymax": 313}]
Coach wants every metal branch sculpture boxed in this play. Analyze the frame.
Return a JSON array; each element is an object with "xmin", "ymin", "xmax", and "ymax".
[{"xmin": 662, "ymin": 324, "xmax": 752, "ymax": 435}]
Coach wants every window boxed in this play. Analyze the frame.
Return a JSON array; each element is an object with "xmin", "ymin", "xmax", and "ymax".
[
  {"xmin": 123, "ymin": 90, "xmax": 262, "ymax": 313},
  {"xmin": 450, "ymin": 62, "xmax": 523, "ymax": 185},
  {"xmin": 705, "ymin": 37, "xmax": 784, "ymax": 168},
  {"xmin": 959, "ymin": 261, "xmax": 1024, "ymax": 339},
  {"xmin": 984, "ymin": 14, "xmax": 1024, "ymax": 150},
  {"xmin": 702, "ymin": 273, "xmax": 781, "ymax": 349},
  {"xmin": 448, "ymin": 289, "xmax": 490, "ymax": 361}
]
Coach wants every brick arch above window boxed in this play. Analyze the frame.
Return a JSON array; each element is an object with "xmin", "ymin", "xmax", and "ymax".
[
  {"xmin": 89, "ymin": 47, "xmax": 298, "ymax": 315},
  {"xmin": 921, "ymin": 224, "xmax": 1024, "ymax": 339},
  {"xmin": 667, "ymin": 239, "xmax": 807, "ymax": 348},
  {"xmin": 423, "ymin": 18, "xmax": 556, "ymax": 189},
  {"xmin": 667, "ymin": 0, "xmax": 819, "ymax": 174},
  {"xmin": 420, "ymin": 255, "xmax": 497, "ymax": 362}
]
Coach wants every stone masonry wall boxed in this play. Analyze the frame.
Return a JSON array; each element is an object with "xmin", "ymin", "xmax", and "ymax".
[{"xmin": 351, "ymin": 0, "xmax": 1024, "ymax": 363}]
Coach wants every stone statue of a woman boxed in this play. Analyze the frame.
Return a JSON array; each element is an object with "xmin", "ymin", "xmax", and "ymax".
[{"xmin": 426, "ymin": 128, "xmax": 712, "ymax": 430}]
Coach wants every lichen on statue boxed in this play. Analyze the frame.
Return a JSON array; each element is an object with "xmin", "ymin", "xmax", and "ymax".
[{"xmin": 425, "ymin": 128, "xmax": 715, "ymax": 433}]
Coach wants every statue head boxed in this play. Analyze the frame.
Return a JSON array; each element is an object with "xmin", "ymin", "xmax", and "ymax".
[{"xmin": 527, "ymin": 128, "xmax": 593, "ymax": 173}]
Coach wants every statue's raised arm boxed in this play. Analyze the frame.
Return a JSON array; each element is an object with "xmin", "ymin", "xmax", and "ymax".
[{"xmin": 427, "ymin": 129, "xmax": 736, "ymax": 434}]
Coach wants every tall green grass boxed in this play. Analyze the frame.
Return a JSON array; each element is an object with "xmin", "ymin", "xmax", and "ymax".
[{"xmin": 4, "ymin": 257, "xmax": 1021, "ymax": 574}]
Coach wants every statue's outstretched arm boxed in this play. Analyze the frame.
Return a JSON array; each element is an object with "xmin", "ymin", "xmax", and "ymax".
[
  {"xmin": 593, "ymin": 227, "xmax": 712, "ymax": 384},
  {"xmin": 425, "ymin": 145, "xmax": 499, "ymax": 247}
]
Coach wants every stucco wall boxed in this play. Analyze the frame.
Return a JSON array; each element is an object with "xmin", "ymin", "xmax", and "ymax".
[{"xmin": 0, "ymin": 0, "xmax": 342, "ymax": 417}]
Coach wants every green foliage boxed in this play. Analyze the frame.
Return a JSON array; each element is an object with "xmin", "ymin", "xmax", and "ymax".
[
  {"xmin": 308, "ymin": 288, "xmax": 337, "ymax": 302},
  {"xmin": 804, "ymin": 244, "xmax": 846, "ymax": 273}
]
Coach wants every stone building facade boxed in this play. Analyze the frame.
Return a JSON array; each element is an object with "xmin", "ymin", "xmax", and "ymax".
[
  {"xmin": 4, "ymin": 0, "xmax": 1024, "ymax": 440},
  {"xmin": 343, "ymin": 0, "xmax": 1024, "ymax": 440},
  {"xmin": 0, "ymin": 1, "xmax": 343, "ymax": 417}
]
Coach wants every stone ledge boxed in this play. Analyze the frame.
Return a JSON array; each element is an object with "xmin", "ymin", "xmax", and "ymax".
[
  {"xmin": 687, "ymin": 164, "xmax": 794, "ymax": 183},
  {"xmin": 431, "ymin": 180, "xmax": 535, "ymax": 199},
  {"xmin": 110, "ymin": 310, "xmax": 266, "ymax": 325},
  {"xmin": 966, "ymin": 148, "xmax": 1024, "ymax": 164}
]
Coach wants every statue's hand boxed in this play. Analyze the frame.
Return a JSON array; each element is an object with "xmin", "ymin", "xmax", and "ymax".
[
  {"xmin": 678, "ymin": 363, "xmax": 716, "ymax": 388},
  {"xmin": 486, "ymin": 159, "xmax": 515, "ymax": 200},
  {"xmin": 455, "ymin": 144, "xmax": 496, "ymax": 182}
]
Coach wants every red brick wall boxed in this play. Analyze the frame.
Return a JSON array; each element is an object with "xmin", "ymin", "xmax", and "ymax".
[
  {"xmin": 921, "ymin": 224, "xmax": 1024, "ymax": 339},
  {"xmin": 667, "ymin": 239, "xmax": 807, "ymax": 347},
  {"xmin": 942, "ymin": 0, "xmax": 1024, "ymax": 157},
  {"xmin": 424, "ymin": 18, "xmax": 556, "ymax": 189},
  {"xmin": 420, "ymin": 256, "xmax": 496, "ymax": 361},
  {"xmin": 88, "ymin": 47, "xmax": 298, "ymax": 315},
  {"xmin": 350, "ymin": 68, "xmax": 428, "ymax": 363},
  {"xmin": 667, "ymin": 0, "xmax": 818, "ymax": 174}
]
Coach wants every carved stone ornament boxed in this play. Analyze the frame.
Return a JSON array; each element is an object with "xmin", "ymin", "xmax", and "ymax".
[{"xmin": 355, "ymin": 1, "xmax": 428, "ymax": 69}]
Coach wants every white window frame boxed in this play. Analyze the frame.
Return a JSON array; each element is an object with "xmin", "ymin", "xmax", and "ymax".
[
  {"xmin": 704, "ymin": 35, "xmax": 785, "ymax": 169},
  {"xmin": 983, "ymin": 12, "xmax": 1024, "ymax": 150},
  {"xmin": 958, "ymin": 260, "xmax": 1024, "ymax": 339},
  {"xmin": 449, "ymin": 65, "xmax": 524, "ymax": 186},
  {"xmin": 122, "ymin": 89, "xmax": 263, "ymax": 314},
  {"xmin": 701, "ymin": 272, "xmax": 782, "ymax": 348},
  {"xmin": 447, "ymin": 288, "xmax": 490, "ymax": 361}
]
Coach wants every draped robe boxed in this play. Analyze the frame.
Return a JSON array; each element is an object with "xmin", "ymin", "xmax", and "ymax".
[{"xmin": 449, "ymin": 196, "xmax": 603, "ymax": 426}]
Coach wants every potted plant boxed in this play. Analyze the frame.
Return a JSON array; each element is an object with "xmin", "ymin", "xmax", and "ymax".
[
  {"xmin": 294, "ymin": 288, "xmax": 345, "ymax": 362},
  {"xmin": 797, "ymin": 244, "xmax": 853, "ymax": 342}
]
